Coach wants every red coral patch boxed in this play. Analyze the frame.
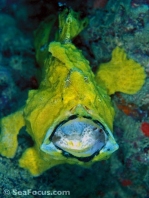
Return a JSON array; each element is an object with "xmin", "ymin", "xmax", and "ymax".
[{"xmin": 141, "ymin": 122, "xmax": 149, "ymax": 137}]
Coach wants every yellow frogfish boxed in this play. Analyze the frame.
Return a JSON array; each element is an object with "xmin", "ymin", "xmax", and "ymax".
[{"xmin": 0, "ymin": 7, "xmax": 146, "ymax": 176}]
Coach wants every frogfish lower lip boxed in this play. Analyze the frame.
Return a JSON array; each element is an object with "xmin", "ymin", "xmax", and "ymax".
[{"xmin": 50, "ymin": 117, "xmax": 106, "ymax": 158}]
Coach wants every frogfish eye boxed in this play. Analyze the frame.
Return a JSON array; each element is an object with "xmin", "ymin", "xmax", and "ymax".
[{"xmin": 50, "ymin": 117, "xmax": 107, "ymax": 159}]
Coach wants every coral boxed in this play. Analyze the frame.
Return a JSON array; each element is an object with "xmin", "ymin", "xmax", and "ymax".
[
  {"xmin": 0, "ymin": 12, "xmax": 37, "ymax": 117},
  {"xmin": 93, "ymin": 0, "xmax": 108, "ymax": 9},
  {"xmin": 141, "ymin": 122, "xmax": 149, "ymax": 137},
  {"xmin": 0, "ymin": 66, "xmax": 20, "ymax": 118},
  {"xmin": 120, "ymin": 179, "xmax": 132, "ymax": 186}
]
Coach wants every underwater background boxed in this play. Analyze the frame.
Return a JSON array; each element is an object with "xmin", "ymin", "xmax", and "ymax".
[{"xmin": 0, "ymin": 0, "xmax": 149, "ymax": 197}]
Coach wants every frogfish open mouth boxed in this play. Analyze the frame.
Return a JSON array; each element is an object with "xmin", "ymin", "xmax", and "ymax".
[
  {"xmin": 0, "ymin": 5, "xmax": 146, "ymax": 176},
  {"xmin": 41, "ymin": 116, "xmax": 117, "ymax": 162}
]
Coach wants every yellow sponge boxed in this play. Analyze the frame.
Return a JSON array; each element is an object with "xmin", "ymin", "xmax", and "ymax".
[{"xmin": 95, "ymin": 47, "xmax": 146, "ymax": 95}]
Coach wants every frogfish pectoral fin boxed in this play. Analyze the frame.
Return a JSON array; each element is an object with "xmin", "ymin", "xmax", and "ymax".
[
  {"xmin": 0, "ymin": 109, "xmax": 25, "ymax": 158},
  {"xmin": 95, "ymin": 47, "xmax": 146, "ymax": 95}
]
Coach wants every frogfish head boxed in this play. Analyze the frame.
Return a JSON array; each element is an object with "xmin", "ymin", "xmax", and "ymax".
[{"xmin": 40, "ymin": 115, "xmax": 119, "ymax": 163}]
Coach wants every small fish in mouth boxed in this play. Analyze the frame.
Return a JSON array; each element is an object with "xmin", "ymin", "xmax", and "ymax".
[
  {"xmin": 40, "ymin": 112, "xmax": 119, "ymax": 165},
  {"xmin": 50, "ymin": 117, "xmax": 106, "ymax": 157}
]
